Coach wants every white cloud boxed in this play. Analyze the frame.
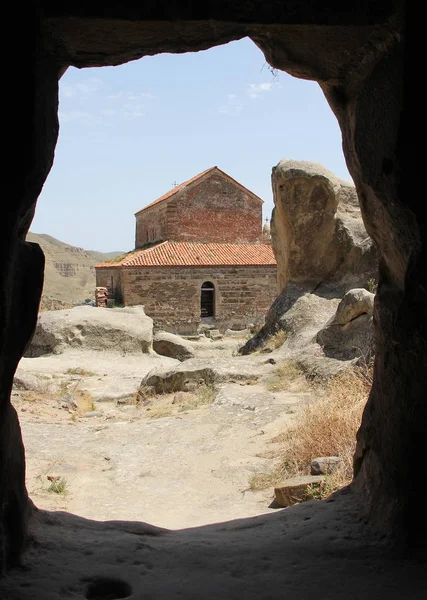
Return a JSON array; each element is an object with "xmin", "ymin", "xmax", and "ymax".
[
  {"xmin": 108, "ymin": 91, "xmax": 153, "ymax": 101},
  {"xmin": 108, "ymin": 91, "xmax": 151, "ymax": 118},
  {"xmin": 219, "ymin": 94, "xmax": 243, "ymax": 116},
  {"xmin": 59, "ymin": 110, "xmax": 92, "ymax": 123},
  {"xmin": 123, "ymin": 103, "xmax": 145, "ymax": 118},
  {"xmin": 247, "ymin": 82, "xmax": 274, "ymax": 98},
  {"xmin": 61, "ymin": 85, "xmax": 75, "ymax": 98},
  {"xmin": 60, "ymin": 77, "xmax": 104, "ymax": 99},
  {"xmin": 59, "ymin": 83, "xmax": 150, "ymax": 123}
]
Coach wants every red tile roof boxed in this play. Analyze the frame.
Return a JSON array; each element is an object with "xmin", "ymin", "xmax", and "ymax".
[
  {"xmin": 96, "ymin": 242, "xmax": 276, "ymax": 268},
  {"xmin": 134, "ymin": 166, "xmax": 263, "ymax": 215}
]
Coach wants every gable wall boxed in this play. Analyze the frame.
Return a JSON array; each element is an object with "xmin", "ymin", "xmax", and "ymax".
[
  {"xmin": 135, "ymin": 172, "xmax": 263, "ymax": 248},
  {"xmin": 167, "ymin": 173, "xmax": 262, "ymax": 242}
]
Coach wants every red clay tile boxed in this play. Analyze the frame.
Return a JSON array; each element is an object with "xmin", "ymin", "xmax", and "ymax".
[{"xmin": 97, "ymin": 241, "xmax": 276, "ymax": 268}]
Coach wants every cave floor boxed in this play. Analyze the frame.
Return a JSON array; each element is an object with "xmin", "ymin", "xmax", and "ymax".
[{"xmin": 1, "ymin": 492, "xmax": 426, "ymax": 600}]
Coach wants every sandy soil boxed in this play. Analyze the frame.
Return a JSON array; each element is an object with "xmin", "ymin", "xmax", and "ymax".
[{"xmin": 13, "ymin": 338, "xmax": 309, "ymax": 529}]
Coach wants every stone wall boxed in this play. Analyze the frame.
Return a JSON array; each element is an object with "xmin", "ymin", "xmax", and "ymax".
[
  {"xmin": 135, "ymin": 170, "xmax": 262, "ymax": 248},
  {"xmin": 117, "ymin": 265, "xmax": 277, "ymax": 333}
]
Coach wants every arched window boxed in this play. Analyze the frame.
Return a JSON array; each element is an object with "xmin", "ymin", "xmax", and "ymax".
[{"xmin": 201, "ymin": 281, "xmax": 215, "ymax": 318}]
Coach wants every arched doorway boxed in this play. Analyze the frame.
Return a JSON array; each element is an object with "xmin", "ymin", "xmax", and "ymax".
[{"xmin": 201, "ymin": 281, "xmax": 215, "ymax": 318}]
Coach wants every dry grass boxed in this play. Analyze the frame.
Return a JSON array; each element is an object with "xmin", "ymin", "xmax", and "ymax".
[
  {"xmin": 147, "ymin": 404, "xmax": 175, "ymax": 419},
  {"xmin": 251, "ymin": 363, "xmax": 373, "ymax": 498},
  {"xmin": 47, "ymin": 476, "xmax": 68, "ymax": 495},
  {"xmin": 178, "ymin": 384, "xmax": 217, "ymax": 411},
  {"xmin": 65, "ymin": 367, "xmax": 97, "ymax": 377},
  {"xmin": 17, "ymin": 377, "xmax": 96, "ymax": 416},
  {"xmin": 248, "ymin": 469, "xmax": 284, "ymax": 491},
  {"xmin": 251, "ymin": 329, "xmax": 287, "ymax": 353},
  {"xmin": 275, "ymin": 365, "xmax": 371, "ymax": 480},
  {"xmin": 265, "ymin": 360, "xmax": 309, "ymax": 393},
  {"xmin": 366, "ymin": 278, "xmax": 377, "ymax": 294},
  {"xmin": 269, "ymin": 330, "xmax": 287, "ymax": 349},
  {"xmin": 75, "ymin": 390, "xmax": 97, "ymax": 414},
  {"xmin": 145, "ymin": 384, "xmax": 217, "ymax": 419}
]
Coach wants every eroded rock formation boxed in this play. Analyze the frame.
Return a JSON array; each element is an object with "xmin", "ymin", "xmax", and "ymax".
[
  {"xmin": 316, "ymin": 288, "xmax": 375, "ymax": 361},
  {"xmin": 25, "ymin": 305, "xmax": 153, "ymax": 357},
  {"xmin": 271, "ymin": 159, "xmax": 377, "ymax": 290},
  {"xmin": 153, "ymin": 331, "xmax": 196, "ymax": 362},
  {"xmin": 241, "ymin": 161, "xmax": 377, "ymax": 356}
]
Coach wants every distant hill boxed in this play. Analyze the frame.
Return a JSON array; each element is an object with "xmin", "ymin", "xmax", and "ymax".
[{"xmin": 26, "ymin": 232, "xmax": 124, "ymax": 309}]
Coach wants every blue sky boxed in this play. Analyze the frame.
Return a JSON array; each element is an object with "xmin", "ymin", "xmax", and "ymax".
[{"xmin": 32, "ymin": 37, "xmax": 351, "ymax": 253}]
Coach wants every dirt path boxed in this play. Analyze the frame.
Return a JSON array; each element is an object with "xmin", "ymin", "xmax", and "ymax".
[{"xmin": 13, "ymin": 339, "xmax": 311, "ymax": 529}]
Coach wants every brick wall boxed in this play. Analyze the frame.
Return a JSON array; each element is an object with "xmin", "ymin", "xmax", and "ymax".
[
  {"xmin": 134, "ymin": 171, "xmax": 263, "ymax": 248},
  {"xmin": 135, "ymin": 203, "xmax": 168, "ymax": 248},
  {"xmin": 116, "ymin": 265, "xmax": 277, "ymax": 334}
]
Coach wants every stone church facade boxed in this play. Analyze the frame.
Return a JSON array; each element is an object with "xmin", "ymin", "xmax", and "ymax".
[{"xmin": 95, "ymin": 167, "xmax": 278, "ymax": 334}]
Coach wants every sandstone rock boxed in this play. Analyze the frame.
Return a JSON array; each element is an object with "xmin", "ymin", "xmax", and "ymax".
[
  {"xmin": 274, "ymin": 475, "xmax": 326, "ymax": 507},
  {"xmin": 224, "ymin": 328, "xmax": 250, "ymax": 338},
  {"xmin": 206, "ymin": 329, "xmax": 223, "ymax": 340},
  {"xmin": 141, "ymin": 355, "xmax": 266, "ymax": 394},
  {"xmin": 310, "ymin": 457, "xmax": 344, "ymax": 476},
  {"xmin": 240, "ymin": 161, "xmax": 377, "ymax": 357},
  {"xmin": 153, "ymin": 331, "xmax": 195, "ymax": 362},
  {"xmin": 12, "ymin": 373, "xmax": 41, "ymax": 391},
  {"xmin": 25, "ymin": 305, "xmax": 153, "ymax": 357},
  {"xmin": 316, "ymin": 288, "xmax": 375, "ymax": 360},
  {"xmin": 142, "ymin": 366, "xmax": 216, "ymax": 394},
  {"xmin": 271, "ymin": 159, "xmax": 377, "ymax": 289}
]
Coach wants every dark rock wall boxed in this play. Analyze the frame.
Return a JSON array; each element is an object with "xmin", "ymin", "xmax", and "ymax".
[
  {"xmin": 325, "ymin": 16, "xmax": 426, "ymax": 546},
  {"xmin": 1, "ymin": 7, "xmax": 59, "ymax": 570},
  {"xmin": 1, "ymin": 0, "xmax": 423, "ymax": 569}
]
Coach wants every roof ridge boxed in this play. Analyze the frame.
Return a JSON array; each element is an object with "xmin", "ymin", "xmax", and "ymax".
[{"xmin": 134, "ymin": 167, "xmax": 217, "ymax": 215}]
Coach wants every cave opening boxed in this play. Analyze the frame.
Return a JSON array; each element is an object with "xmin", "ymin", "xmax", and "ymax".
[
  {"xmin": 1, "ymin": 6, "xmax": 426, "ymax": 598},
  {"xmin": 19, "ymin": 37, "xmax": 355, "ymax": 530}
]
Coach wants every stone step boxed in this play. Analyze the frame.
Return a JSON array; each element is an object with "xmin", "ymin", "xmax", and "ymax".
[{"xmin": 274, "ymin": 475, "xmax": 326, "ymax": 507}]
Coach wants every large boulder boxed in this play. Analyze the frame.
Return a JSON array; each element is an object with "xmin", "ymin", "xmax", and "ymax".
[
  {"xmin": 142, "ymin": 365, "xmax": 216, "ymax": 394},
  {"xmin": 271, "ymin": 159, "xmax": 377, "ymax": 289},
  {"xmin": 141, "ymin": 355, "xmax": 273, "ymax": 394},
  {"xmin": 25, "ymin": 305, "xmax": 153, "ymax": 356},
  {"xmin": 316, "ymin": 288, "xmax": 375, "ymax": 361},
  {"xmin": 241, "ymin": 160, "xmax": 377, "ymax": 355},
  {"xmin": 153, "ymin": 331, "xmax": 195, "ymax": 362}
]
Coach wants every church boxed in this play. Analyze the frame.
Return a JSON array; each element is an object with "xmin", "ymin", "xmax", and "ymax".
[{"xmin": 95, "ymin": 167, "xmax": 278, "ymax": 334}]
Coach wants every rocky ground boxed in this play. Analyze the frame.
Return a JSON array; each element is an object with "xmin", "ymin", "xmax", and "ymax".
[
  {"xmin": 4, "ymin": 332, "xmax": 426, "ymax": 600},
  {"xmin": 13, "ymin": 335, "xmax": 313, "ymax": 529}
]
